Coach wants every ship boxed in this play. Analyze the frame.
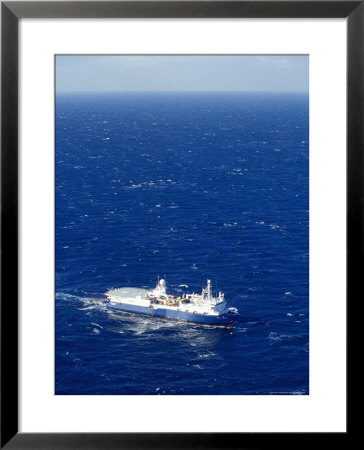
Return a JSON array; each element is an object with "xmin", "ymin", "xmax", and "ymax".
[{"xmin": 105, "ymin": 279, "xmax": 238, "ymax": 326}]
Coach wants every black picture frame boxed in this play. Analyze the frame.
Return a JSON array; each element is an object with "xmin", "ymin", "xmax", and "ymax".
[{"xmin": 1, "ymin": 1, "xmax": 356, "ymax": 448}]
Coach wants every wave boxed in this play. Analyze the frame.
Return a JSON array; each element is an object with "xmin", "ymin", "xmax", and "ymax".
[{"xmin": 268, "ymin": 331, "xmax": 307, "ymax": 345}]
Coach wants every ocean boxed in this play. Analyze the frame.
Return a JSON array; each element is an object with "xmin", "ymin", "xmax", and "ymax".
[{"xmin": 55, "ymin": 91, "xmax": 309, "ymax": 395}]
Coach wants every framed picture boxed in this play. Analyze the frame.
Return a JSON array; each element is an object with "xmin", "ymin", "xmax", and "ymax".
[{"xmin": 1, "ymin": 1, "xmax": 355, "ymax": 448}]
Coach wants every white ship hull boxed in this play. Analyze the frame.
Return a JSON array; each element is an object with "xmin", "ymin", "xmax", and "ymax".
[{"xmin": 105, "ymin": 279, "xmax": 238, "ymax": 326}]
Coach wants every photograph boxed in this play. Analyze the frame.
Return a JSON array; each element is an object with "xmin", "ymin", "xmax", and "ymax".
[{"xmin": 55, "ymin": 54, "xmax": 309, "ymax": 395}]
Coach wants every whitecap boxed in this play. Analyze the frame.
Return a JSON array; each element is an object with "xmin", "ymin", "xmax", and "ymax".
[{"xmin": 193, "ymin": 364, "xmax": 203, "ymax": 370}]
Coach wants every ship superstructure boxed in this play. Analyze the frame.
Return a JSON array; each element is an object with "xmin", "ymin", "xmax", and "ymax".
[{"xmin": 105, "ymin": 279, "xmax": 238, "ymax": 325}]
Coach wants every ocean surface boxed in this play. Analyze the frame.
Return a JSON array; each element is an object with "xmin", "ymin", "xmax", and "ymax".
[{"xmin": 55, "ymin": 92, "xmax": 309, "ymax": 395}]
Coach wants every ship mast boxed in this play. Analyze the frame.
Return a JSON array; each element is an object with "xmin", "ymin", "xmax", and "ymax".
[{"xmin": 206, "ymin": 279, "xmax": 212, "ymax": 300}]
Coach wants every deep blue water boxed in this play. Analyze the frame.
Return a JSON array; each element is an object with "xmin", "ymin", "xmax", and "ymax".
[{"xmin": 55, "ymin": 92, "xmax": 309, "ymax": 395}]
